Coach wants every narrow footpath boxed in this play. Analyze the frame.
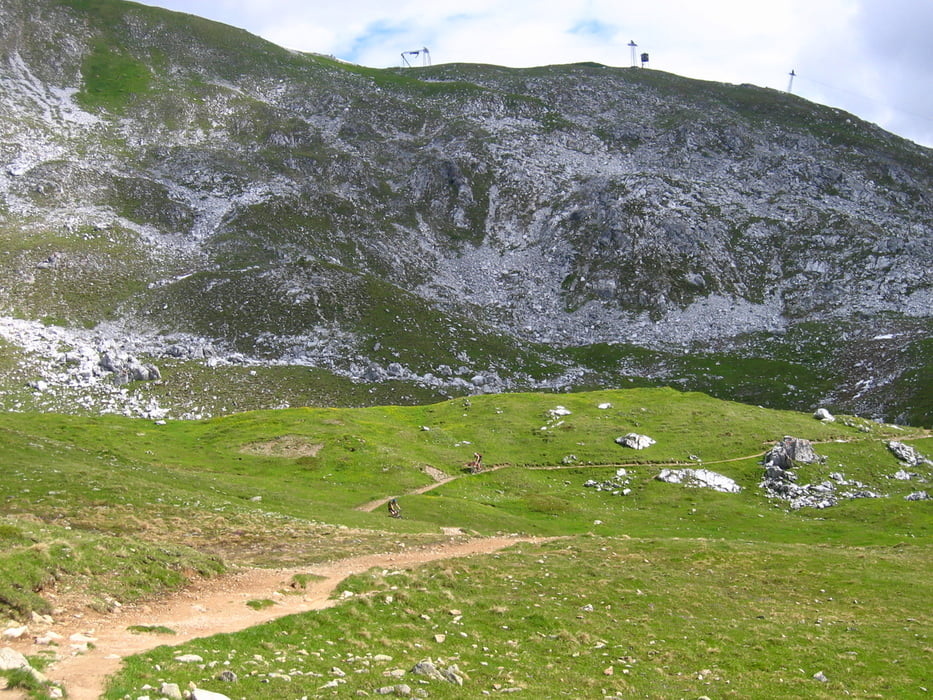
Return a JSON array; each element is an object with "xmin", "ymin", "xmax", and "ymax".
[{"xmin": 6, "ymin": 536, "xmax": 543, "ymax": 700}]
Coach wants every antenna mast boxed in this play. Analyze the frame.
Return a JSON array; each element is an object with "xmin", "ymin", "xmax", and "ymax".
[
  {"xmin": 787, "ymin": 69, "xmax": 796, "ymax": 93},
  {"xmin": 628, "ymin": 40, "xmax": 638, "ymax": 67}
]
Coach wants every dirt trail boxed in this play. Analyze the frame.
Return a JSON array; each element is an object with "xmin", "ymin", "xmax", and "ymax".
[
  {"xmin": 357, "ymin": 464, "xmax": 511, "ymax": 512},
  {"xmin": 9, "ymin": 536, "xmax": 543, "ymax": 700}
]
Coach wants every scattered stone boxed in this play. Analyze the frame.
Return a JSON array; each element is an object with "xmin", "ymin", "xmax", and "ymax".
[
  {"xmin": 35, "ymin": 252, "xmax": 65, "ymax": 269},
  {"xmin": 30, "ymin": 611, "xmax": 53, "ymax": 625},
  {"xmin": 35, "ymin": 631, "xmax": 64, "ymax": 645},
  {"xmin": 411, "ymin": 658, "xmax": 464, "ymax": 685},
  {"xmin": 174, "ymin": 653, "xmax": 204, "ymax": 663},
  {"xmin": 905, "ymin": 491, "xmax": 930, "ymax": 501},
  {"xmin": 584, "ymin": 467, "xmax": 634, "ymax": 494},
  {"xmin": 69, "ymin": 632, "xmax": 96, "ymax": 643},
  {"xmin": 813, "ymin": 670, "xmax": 829, "ymax": 682},
  {"xmin": 1, "ymin": 626, "xmax": 28, "ymax": 639},
  {"xmin": 890, "ymin": 469, "xmax": 920, "ymax": 481},
  {"xmin": 216, "ymin": 670, "xmax": 238, "ymax": 683},
  {"xmin": 160, "ymin": 682, "xmax": 183, "ymax": 700},
  {"xmin": 615, "ymin": 433, "xmax": 655, "ymax": 450}
]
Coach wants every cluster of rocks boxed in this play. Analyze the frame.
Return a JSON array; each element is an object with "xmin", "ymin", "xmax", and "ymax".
[
  {"xmin": 369, "ymin": 658, "xmax": 466, "ymax": 696},
  {"xmin": 141, "ymin": 656, "xmax": 465, "ymax": 700},
  {"xmin": 886, "ymin": 440, "xmax": 932, "ymax": 501},
  {"xmin": 760, "ymin": 436, "xmax": 889, "ymax": 509},
  {"xmin": 584, "ymin": 468, "xmax": 634, "ymax": 495},
  {"xmin": 0, "ymin": 317, "xmax": 171, "ymax": 419},
  {"xmin": 356, "ymin": 361, "xmax": 509, "ymax": 395}
]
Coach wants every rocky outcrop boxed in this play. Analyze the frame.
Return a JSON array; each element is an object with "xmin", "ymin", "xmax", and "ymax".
[
  {"xmin": 887, "ymin": 441, "xmax": 932, "ymax": 467},
  {"xmin": 760, "ymin": 437, "xmax": 886, "ymax": 508},
  {"xmin": 763, "ymin": 436, "xmax": 821, "ymax": 470},
  {"xmin": 656, "ymin": 468, "xmax": 741, "ymax": 493}
]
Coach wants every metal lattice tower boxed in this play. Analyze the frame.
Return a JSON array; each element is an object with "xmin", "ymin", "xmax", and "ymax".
[{"xmin": 401, "ymin": 47, "xmax": 431, "ymax": 68}]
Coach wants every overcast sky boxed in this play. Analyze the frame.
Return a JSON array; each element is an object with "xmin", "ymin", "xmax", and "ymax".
[{"xmin": 136, "ymin": 0, "xmax": 932, "ymax": 148}]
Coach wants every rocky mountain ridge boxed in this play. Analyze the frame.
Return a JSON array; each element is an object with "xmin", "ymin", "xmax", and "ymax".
[{"xmin": 0, "ymin": 0, "xmax": 930, "ymax": 423}]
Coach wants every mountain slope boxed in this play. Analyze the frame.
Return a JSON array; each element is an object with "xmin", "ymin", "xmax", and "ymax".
[{"xmin": 0, "ymin": 0, "xmax": 930, "ymax": 423}]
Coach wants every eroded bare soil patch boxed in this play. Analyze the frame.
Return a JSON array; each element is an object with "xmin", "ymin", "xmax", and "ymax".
[{"xmin": 239, "ymin": 435, "xmax": 323, "ymax": 458}]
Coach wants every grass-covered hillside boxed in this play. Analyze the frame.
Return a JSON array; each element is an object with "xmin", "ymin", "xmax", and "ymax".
[{"xmin": 0, "ymin": 388, "xmax": 930, "ymax": 698}]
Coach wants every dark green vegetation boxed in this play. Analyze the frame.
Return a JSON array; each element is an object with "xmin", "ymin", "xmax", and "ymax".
[{"xmin": 0, "ymin": 388, "xmax": 930, "ymax": 697}]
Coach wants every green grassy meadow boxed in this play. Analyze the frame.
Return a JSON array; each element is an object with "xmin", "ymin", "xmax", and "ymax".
[{"xmin": 0, "ymin": 388, "xmax": 930, "ymax": 698}]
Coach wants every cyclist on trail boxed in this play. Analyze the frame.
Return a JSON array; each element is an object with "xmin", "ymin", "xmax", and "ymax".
[{"xmin": 388, "ymin": 498, "xmax": 401, "ymax": 518}]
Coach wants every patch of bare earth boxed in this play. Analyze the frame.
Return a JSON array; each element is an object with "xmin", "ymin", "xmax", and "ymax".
[
  {"xmin": 239, "ymin": 435, "xmax": 323, "ymax": 458},
  {"xmin": 5, "ymin": 536, "xmax": 547, "ymax": 700}
]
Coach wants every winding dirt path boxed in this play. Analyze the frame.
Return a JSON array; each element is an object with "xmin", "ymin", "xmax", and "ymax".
[{"xmin": 8, "ymin": 536, "xmax": 544, "ymax": 700}]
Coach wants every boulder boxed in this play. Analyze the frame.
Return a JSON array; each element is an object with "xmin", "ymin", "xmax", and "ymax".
[
  {"xmin": 160, "ymin": 682, "xmax": 183, "ymax": 700},
  {"xmin": 190, "ymin": 689, "xmax": 232, "ymax": 700},
  {"xmin": 615, "ymin": 433, "xmax": 655, "ymax": 450},
  {"xmin": 411, "ymin": 660, "xmax": 446, "ymax": 682},
  {"xmin": 813, "ymin": 408, "xmax": 835, "ymax": 422},
  {"xmin": 0, "ymin": 647, "xmax": 30, "ymax": 670},
  {"xmin": 763, "ymin": 436, "xmax": 820, "ymax": 469}
]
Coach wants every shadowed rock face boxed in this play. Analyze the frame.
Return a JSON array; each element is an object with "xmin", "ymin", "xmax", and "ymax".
[{"xmin": 0, "ymin": 0, "xmax": 930, "ymax": 423}]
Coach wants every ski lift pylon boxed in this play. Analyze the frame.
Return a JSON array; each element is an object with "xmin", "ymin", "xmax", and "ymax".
[{"xmin": 401, "ymin": 47, "xmax": 431, "ymax": 67}]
